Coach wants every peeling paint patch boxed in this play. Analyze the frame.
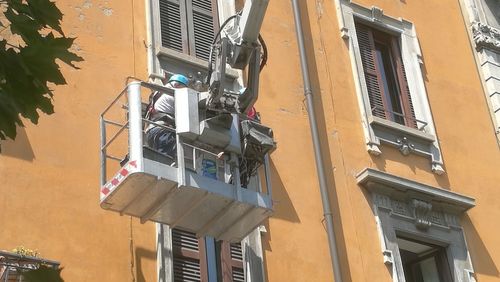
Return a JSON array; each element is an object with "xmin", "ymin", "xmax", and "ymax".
[
  {"xmin": 83, "ymin": 0, "xmax": 92, "ymax": 9},
  {"xmin": 102, "ymin": 7, "xmax": 113, "ymax": 16}
]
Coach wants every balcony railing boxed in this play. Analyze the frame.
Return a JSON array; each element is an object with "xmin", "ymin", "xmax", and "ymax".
[{"xmin": 0, "ymin": 251, "xmax": 60, "ymax": 282}]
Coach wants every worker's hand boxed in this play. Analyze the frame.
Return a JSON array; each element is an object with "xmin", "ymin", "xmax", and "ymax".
[{"xmin": 217, "ymin": 152, "xmax": 225, "ymax": 159}]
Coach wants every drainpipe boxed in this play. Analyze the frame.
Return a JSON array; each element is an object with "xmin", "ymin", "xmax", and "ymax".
[{"xmin": 290, "ymin": 1, "xmax": 343, "ymax": 281}]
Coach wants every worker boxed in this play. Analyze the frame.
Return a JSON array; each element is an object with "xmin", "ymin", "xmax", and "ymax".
[{"xmin": 145, "ymin": 74, "xmax": 189, "ymax": 161}]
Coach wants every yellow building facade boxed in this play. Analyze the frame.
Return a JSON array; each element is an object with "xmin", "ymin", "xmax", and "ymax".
[{"xmin": 1, "ymin": 0, "xmax": 499, "ymax": 281}]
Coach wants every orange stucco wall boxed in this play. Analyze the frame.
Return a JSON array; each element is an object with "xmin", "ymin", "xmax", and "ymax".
[{"xmin": 1, "ymin": 0, "xmax": 499, "ymax": 281}]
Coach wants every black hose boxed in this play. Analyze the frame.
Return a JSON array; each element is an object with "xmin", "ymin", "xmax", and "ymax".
[
  {"xmin": 206, "ymin": 12, "xmax": 241, "ymax": 84},
  {"xmin": 258, "ymin": 34, "xmax": 268, "ymax": 72}
]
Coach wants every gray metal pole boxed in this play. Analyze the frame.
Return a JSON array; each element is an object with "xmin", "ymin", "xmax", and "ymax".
[
  {"xmin": 290, "ymin": 1, "xmax": 343, "ymax": 281},
  {"xmin": 100, "ymin": 116, "xmax": 106, "ymax": 186}
]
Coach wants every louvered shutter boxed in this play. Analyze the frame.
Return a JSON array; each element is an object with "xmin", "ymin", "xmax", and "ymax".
[
  {"xmin": 230, "ymin": 243, "xmax": 245, "ymax": 282},
  {"xmin": 159, "ymin": 0, "xmax": 189, "ymax": 53},
  {"xmin": 355, "ymin": 23, "xmax": 387, "ymax": 119},
  {"xmin": 188, "ymin": 0, "xmax": 218, "ymax": 60},
  {"xmin": 172, "ymin": 229, "xmax": 208, "ymax": 282},
  {"xmin": 220, "ymin": 242, "xmax": 244, "ymax": 282},
  {"xmin": 390, "ymin": 38, "xmax": 417, "ymax": 128}
]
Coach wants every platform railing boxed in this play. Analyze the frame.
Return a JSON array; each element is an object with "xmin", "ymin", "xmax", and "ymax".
[{"xmin": 100, "ymin": 80, "xmax": 273, "ymax": 198}]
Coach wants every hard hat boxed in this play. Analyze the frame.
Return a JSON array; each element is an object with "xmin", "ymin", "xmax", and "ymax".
[{"xmin": 168, "ymin": 74, "xmax": 189, "ymax": 87}]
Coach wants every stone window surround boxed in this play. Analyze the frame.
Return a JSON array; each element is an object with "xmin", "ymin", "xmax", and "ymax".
[
  {"xmin": 145, "ymin": 1, "xmax": 265, "ymax": 281},
  {"xmin": 356, "ymin": 168, "xmax": 476, "ymax": 282},
  {"xmin": 460, "ymin": 0, "xmax": 500, "ymax": 144},
  {"xmin": 333, "ymin": 0, "xmax": 445, "ymax": 175}
]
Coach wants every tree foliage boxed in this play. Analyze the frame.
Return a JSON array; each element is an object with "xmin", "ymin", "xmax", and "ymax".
[
  {"xmin": 22, "ymin": 265, "xmax": 64, "ymax": 282},
  {"xmin": 0, "ymin": 0, "xmax": 83, "ymax": 142}
]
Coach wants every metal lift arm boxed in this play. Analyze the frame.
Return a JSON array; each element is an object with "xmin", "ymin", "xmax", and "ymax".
[{"xmin": 207, "ymin": 0, "xmax": 269, "ymax": 114}]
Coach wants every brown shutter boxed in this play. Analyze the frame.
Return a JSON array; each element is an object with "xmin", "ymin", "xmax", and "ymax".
[
  {"xmin": 355, "ymin": 23, "xmax": 387, "ymax": 119},
  {"xmin": 159, "ymin": 0, "xmax": 189, "ymax": 53},
  {"xmin": 220, "ymin": 242, "xmax": 244, "ymax": 282},
  {"xmin": 188, "ymin": 0, "xmax": 219, "ymax": 60},
  {"xmin": 390, "ymin": 38, "xmax": 417, "ymax": 128},
  {"xmin": 172, "ymin": 229, "xmax": 209, "ymax": 282}
]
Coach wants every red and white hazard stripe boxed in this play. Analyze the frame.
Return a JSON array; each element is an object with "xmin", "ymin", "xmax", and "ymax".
[{"xmin": 100, "ymin": 160, "xmax": 138, "ymax": 201}]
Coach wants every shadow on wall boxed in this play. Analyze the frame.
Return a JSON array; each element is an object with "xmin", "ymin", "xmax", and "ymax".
[
  {"xmin": 268, "ymin": 159, "xmax": 300, "ymax": 224},
  {"xmin": 462, "ymin": 214, "xmax": 499, "ymax": 278},
  {"xmin": 0, "ymin": 127, "xmax": 35, "ymax": 162},
  {"xmin": 135, "ymin": 247, "xmax": 157, "ymax": 282},
  {"xmin": 261, "ymin": 159, "xmax": 301, "ymax": 253}
]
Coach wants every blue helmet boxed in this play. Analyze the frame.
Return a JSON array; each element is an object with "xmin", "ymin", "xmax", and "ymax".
[{"xmin": 168, "ymin": 74, "xmax": 189, "ymax": 87}]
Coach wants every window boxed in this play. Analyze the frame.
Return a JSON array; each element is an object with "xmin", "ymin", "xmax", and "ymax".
[
  {"xmin": 335, "ymin": 2, "xmax": 445, "ymax": 174},
  {"xmin": 159, "ymin": 0, "xmax": 219, "ymax": 60},
  {"xmin": 398, "ymin": 237, "xmax": 453, "ymax": 282},
  {"xmin": 159, "ymin": 225, "xmax": 264, "ymax": 282},
  {"xmin": 356, "ymin": 22, "xmax": 417, "ymax": 128},
  {"xmin": 356, "ymin": 168, "xmax": 476, "ymax": 282},
  {"xmin": 171, "ymin": 229, "xmax": 244, "ymax": 282}
]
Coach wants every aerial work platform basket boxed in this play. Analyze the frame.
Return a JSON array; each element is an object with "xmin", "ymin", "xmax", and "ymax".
[{"xmin": 99, "ymin": 81, "xmax": 274, "ymax": 242}]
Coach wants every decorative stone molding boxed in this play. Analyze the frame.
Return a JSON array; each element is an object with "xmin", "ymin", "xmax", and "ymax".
[
  {"xmin": 472, "ymin": 22, "xmax": 500, "ymax": 51},
  {"xmin": 371, "ymin": 6, "xmax": 384, "ymax": 22},
  {"xmin": 396, "ymin": 137, "xmax": 415, "ymax": 156},
  {"xmin": 357, "ymin": 168, "xmax": 475, "ymax": 213},
  {"xmin": 411, "ymin": 199, "xmax": 433, "ymax": 230},
  {"xmin": 356, "ymin": 168, "xmax": 476, "ymax": 282}
]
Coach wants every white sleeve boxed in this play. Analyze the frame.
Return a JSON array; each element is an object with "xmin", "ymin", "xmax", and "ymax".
[{"xmin": 154, "ymin": 94, "xmax": 175, "ymax": 115}]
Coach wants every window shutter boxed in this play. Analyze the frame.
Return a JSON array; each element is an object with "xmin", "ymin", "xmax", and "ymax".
[
  {"xmin": 172, "ymin": 229, "xmax": 208, "ymax": 282},
  {"xmin": 390, "ymin": 38, "xmax": 417, "ymax": 128},
  {"xmin": 159, "ymin": 0, "xmax": 189, "ymax": 53},
  {"xmin": 230, "ymin": 243, "xmax": 245, "ymax": 282},
  {"xmin": 355, "ymin": 23, "xmax": 387, "ymax": 119},
  {"xmin": 219, "ymin": 242, "xmax": 244, "ymax": 282},
  {"xmin": 189, "ymin": 0, "xmax": 218, "ymax": 60}
]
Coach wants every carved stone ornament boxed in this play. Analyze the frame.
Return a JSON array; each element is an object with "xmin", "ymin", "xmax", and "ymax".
[
  {"xmin": 371, "ymin": 6, "xmax": 384, "ymax": 22},
  {"xmin": 396, "ymin": 137, "xmax": 415, "ymax": 156},
  {"xmin": 472, "ymin": 22, "xmax": 500, "ymax": 51},
  {"xmin": 411, "ymin": 199, "xmax": 433, "ymax": 230}
]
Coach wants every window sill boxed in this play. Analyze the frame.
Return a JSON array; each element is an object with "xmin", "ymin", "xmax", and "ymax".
[
  {"xmin": 370, "ymin": 116, "xmax": 435, "ymax": 143},
  {"xmin": 157, "ymin": 47, "xmax": 239, "ymax": 79}
]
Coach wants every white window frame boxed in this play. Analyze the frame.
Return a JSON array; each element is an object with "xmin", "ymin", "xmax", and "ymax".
[
  {"xmin": 334, "ymin": 0, "xmax": 445, "ymax": 174},
  {"xmin": 460, "ymin": 0, "xmax": 500, "ymax": 145},
  {"xmin": 357, "ymin": 168, "xmax": 476, "ymax": 282}
]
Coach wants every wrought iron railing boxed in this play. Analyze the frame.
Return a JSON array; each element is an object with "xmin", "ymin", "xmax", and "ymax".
[
  {"xmin": 371, "ymin": 105, "xmax": 428, "ymax": 131},
  {"xmin": 0, "ymin": 251, "xmax": 60, "ymax": 282}
]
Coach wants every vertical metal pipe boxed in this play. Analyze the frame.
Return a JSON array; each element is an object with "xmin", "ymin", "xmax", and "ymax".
[
  {"xmin": 127, "ymin": 82, "xmax": 144, "ymax": 170},
  {"xmin": 100, "ymin": 116, "xmax": 107, "ymax": 186},
  {"xmin": 290, "ymin": 1, "xmax": 343, "ymax": 281}
]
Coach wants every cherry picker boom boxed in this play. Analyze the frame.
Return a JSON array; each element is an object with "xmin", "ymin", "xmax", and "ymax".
[{"xmin": 99, "ymin": 0, "xmax": 275, "ymax": 242}]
